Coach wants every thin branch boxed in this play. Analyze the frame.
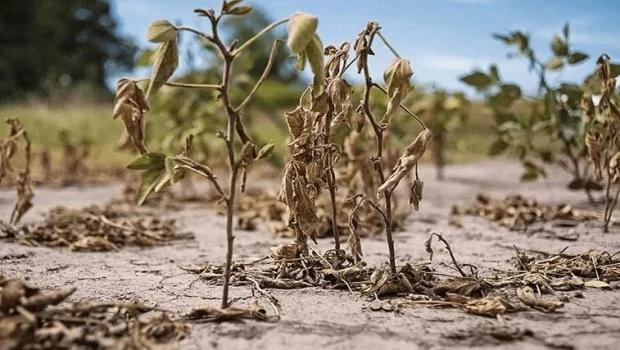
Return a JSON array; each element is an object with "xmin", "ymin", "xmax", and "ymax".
[
  {"xmin": 164, "ymin": 82, "xmax": 221, "ymax": 90},
  {"xmin": 429, "ymin": 232, "xmax": 467, "ymax": 277},
  {"xmin": 236, "ymin": 40, "xmax": 284, "ymax": 111},
  {"xmin": 376, "ymin": 31, "xmax": 401, "ymax": 58},
  {"xmin": 177, "ymin": 26, "xmax": 212, "ymax": 41},
  {"xmin": 232, "ymin": 18, "xmax": 289, "ymax": 56},
  {"xmin": 373, "ymin": 84, "xmax": 427, "ymax": 130}
]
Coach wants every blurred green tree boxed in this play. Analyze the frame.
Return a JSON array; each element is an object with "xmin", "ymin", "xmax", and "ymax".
[{"xmin": 0, "ymin": 0, "xmax": 136, "ymax": 102}]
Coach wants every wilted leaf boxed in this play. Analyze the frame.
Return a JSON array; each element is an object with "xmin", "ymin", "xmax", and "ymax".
[
  {"xmin": 287, "ymin": 12, "xmax": 318, "ymax": 54},
  {"xmin": 545, "ymin": 57, "xmax": 564, "ymax": 70},
  {"xmin": 147, "ymin": 40, "xmax": 179, "ymax": 98},
  {"xmin": 517, "ymin": 286, "xmax": 563, "ymax": 312},
  {"xmin": 465, "ymin": 296, "xmax": 517, "ymax": 316},
  {"xmin": 584, "ymin": 280, "xmax": 611, "ymax": 289},
  {"xmin": 378, "ymin": 129, "xmax": 432, "ymax": 195},
  {"xmin": 127, "ymin": 153, "xmax": 167, "ymax": 170},
  {"xmin": 138, "ymin": 168, "xmax": 165, "ymax": 205},
  {"xmin": 225, "ymin": 5, "xmax": 252, "ymax": 15},
  {"xmin": 147, "ymin": 20, "xmax": 177, "ymax": 43},
  {"xmin": 256, "ymin": 142, "xmax": 275, "ymax": 160},
  {"xmin": 436, "ymin": 277, "xmax": 487, "ymax": 297},
  {"xmin": 383, "ymin": 58, "xmax": 414, "ymax": 121}
]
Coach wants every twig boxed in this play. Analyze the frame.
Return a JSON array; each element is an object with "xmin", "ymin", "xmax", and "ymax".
[
  {"xmin": 429, "ymin": 232, "xmax": 467, "ymax": 277},
  {"xmin": 236, "ymin": 40, "xmax": 284, "ymax": 111}
]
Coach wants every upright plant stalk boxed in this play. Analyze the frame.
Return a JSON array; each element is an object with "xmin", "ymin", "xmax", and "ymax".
[
  {"xmin": 324, "ymin": 106, "xmax": 340, "ymax": 251},
  {"xmin": 117, "ymin": 2, "xmax": 291, "ymax": 309},
  {"xmin": 358, "ymin": 25, "xmax": 396, "ymax": 273}
]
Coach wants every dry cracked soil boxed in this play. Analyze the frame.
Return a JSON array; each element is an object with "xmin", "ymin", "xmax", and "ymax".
[{"xmin": 1, "ymin": 160, "xmax": 619, "ymax": 350}]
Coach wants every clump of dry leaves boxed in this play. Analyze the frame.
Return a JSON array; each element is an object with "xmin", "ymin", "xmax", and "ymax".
[
  {"xmin": 451, "ymin": 194, "xmax": 598, "ymax": 232},
  {"xmin": 0, "ymin": 274, "xmax": 187, "ymax": 349},
  {"xmin": 582, "ymin": 55, "xmax": 620, "ymax": 232},
  {"xmin": 0, "ymin": 203, "xmax": 192, "ymax": 251}
]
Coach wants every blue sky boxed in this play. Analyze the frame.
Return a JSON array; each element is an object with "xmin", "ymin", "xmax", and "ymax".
[{"xmin": 111, "ymin": 0, "xmax": 620, "ymax": 95}]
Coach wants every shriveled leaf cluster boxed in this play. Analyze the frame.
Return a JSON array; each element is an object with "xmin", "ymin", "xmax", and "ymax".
[
  {"xmin": 0, "ymin": 275, "xmax": 187, "ymax": 350},
  {"xmin": 0, "ymin": 204, "xmax": 192, "ymax": 251},
  {"xmin": 452, "ymin": 194, "xmax": 598, "ymax": 231}
]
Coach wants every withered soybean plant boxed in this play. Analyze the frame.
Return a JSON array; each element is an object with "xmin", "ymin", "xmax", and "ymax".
[
  {"xmin": 583, "ymin": 55, "xmax": 620, "ymax": 232},
  {"xmin": 113, "ymin": 1, "xmax": 323, "ymax": 309},
  {"xmin": 354, "ymin": 22, "xmax": 431, "ymax": 274},
  {"xmin": 278, "ymin": 21, "xmax": 430, "ymax": 274}
]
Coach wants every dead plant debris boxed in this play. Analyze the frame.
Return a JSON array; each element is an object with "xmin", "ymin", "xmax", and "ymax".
[
  {"xmin": 452, "ymin": 194, "xmax": 598, "ymax": 232},
  {"xmin": 0, "ymin": 274, "xmax": 187, "ymax": 350},
  {"xmin": 0, "ymin": 203, "xmax": 192, "ymax": 251}
]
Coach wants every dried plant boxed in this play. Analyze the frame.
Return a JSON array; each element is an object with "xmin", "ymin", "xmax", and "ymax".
[
  {"xmin": 113, "ymin": 1, "xmax": 323, "ymax": 310},
  {"xmin": 0, "ymin": 274, "xmax": 187, "ymax": 349},
  {"xmin": 277, "ymin": 21, "xmax": 430, "ymax": 274},
  {"xmin": 350, "ymin": 22, "xmax": 430, "ymax": 273},
  {"xmin": 0, "ymin": 119, "xmax": 34, "ymax": 225},
  {"xmin": 1, "ymin": 203, "xmax": 192, "ymax": 251},
  {"xmin": 583, "ymin": 55, "xmax": 620, "ymax": 232}
]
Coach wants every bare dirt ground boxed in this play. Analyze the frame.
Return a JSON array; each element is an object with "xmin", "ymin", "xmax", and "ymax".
[{"xmin": 1, "ymin": 160, "xmax": 619, "ymax": 350}]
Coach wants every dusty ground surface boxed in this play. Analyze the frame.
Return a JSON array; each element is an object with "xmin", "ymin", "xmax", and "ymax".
[{"xmin": 1, "ymin": 160, "xmax": 619, "ymax": 350}]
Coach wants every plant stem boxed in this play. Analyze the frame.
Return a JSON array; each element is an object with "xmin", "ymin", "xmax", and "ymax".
[
  {"xmin": 164, "ymin": 82, "xmax": 221, "ymax": 90},
  {"xmin": 236, "ymin": 40, "xmax": 283, "ymax": 111},
  {"xmin": 376, "ymin": 31, "xmax": 401, "ymax": 58},
  {"xmin": 360, "ymin": 26, "xmax": 396, "ymax": 273},
  {"xmin": 232, "ymin": 18, "xmax": 289, "ymax": 56},
  {"xmin": 203, "ymin": 14, "xmax": 239, "ymax": 309},
  {"xmin": 373, "ymin": 84, "xmax": 427, "ymax": 130},
  {"xmin": 324, "ymin": 108, "xmax": 340, "ymax": 252}
]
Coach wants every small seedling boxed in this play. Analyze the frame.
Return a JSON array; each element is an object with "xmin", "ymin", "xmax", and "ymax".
[{"xmin": 114, "ymin": 1, "xmax": 323, "ymax": 309}]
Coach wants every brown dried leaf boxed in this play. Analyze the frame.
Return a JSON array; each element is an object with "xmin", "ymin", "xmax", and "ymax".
[
  {"xmin": 378, "ymin": 129, "xmax": 432, "ymax": 195},
  {"xmin": 327, "ymin": 77, "xmax": 353, "ymax": 127},
  {"xmin": 435, "ymin": 277, "xmax": 487, "ymax": 297},
  {"xmin": 517, "ymin": 286, "xmax": 564, "ymax": 312},
  {"xmin": 113, "ymin": 79, "xmax": 149, "ymax": 154},
  {"xmin": 464, "ymin": 296, "xmax": 517, "ymax": 316}
]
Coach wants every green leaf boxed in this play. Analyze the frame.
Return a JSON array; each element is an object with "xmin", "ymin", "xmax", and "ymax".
[
  {"xmin": 306, "ymin": 34, "xmax": 325, "ymax": 97},
  {"xmin": 223, "ymin": 0, "xmax": 244, "ymax": 11},
  {"xmin": 256, "ymin": 142, "xmax": 275, "ymax": 160},
  {"xmin": 545, "ymin": 57, "xmax": 564, "ymax": 70},
  {"xmin": 610, "ymin": 63, "xmax": 620, "ymax": 78},
  {"xmin": 136, "ymin": 49, "xmax": 155, "ymax": 67},
  {"xmin": 551, "ymin": 35, "xmax": 568, "ymax": 56},
  {"xmin": 489, "ymin": 64, "xmax": 500, "ymax": 83},
  {"xmin": 147, "ymin": 20, "xmax": 177, "ymax": 43},
  {"xmin": 164, "ymin": 156, "xmax": 185, "ymax": 185},
  {"xmin": 287, "ymin": 12, "xmax": 318, "ymax": 54},
  {"xmin": 226, "ymin": 5, "xmax": 252, "ymax": 15},
  {"xmin": 488, "ymin": 138, "xmax": 508, "ymax": 156},
  {"xmin": 567, "ymin": 52, "xmax": 588, "ymax": 65},
  {"xmin": 147, "ymin": 40, "xmax": 179, "ymax": 98},
  {"xmin": 137, "ymin": 168, "xmax": 165, "ymax": 205},
  {"xmin": 127, "ymin": 153, "xmax": 167, "ymax": 170},
  {"xmin": 492, "ymin": 33, "xmax": 511, "ymax": 44},
  {"xmin": 460, "ymin": 72, "xmax": 493, "ymax": 91}
]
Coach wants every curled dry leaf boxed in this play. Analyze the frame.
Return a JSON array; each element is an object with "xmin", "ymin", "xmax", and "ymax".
[
  {"xmin": 435, "ymin": 277, "xmax": 488, "ymax": 298},
  {"xmin": 113, "ymin": 79, "xmax": 149, "ymax": 154},
  {"xmin": 327, "ymin": 77, "xmax": 353, "ymax": 127},
  {"xmin": 378, "ymin": 129, "xmax": 432, "ymax": 195},
  {"xmin": 409, "ymin": 178, "xmax": 424, "ymax": 211},
  {"xmin": 382, "ymin": 57, "xmax": 414, "ymax": 122},
  {"xmin": 517, "ymin": 286, "xmax": 564, "ymax": 312},
  {"xmin": 464, "ymin": 296, "xmax": 518, "ymax": 317}
]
